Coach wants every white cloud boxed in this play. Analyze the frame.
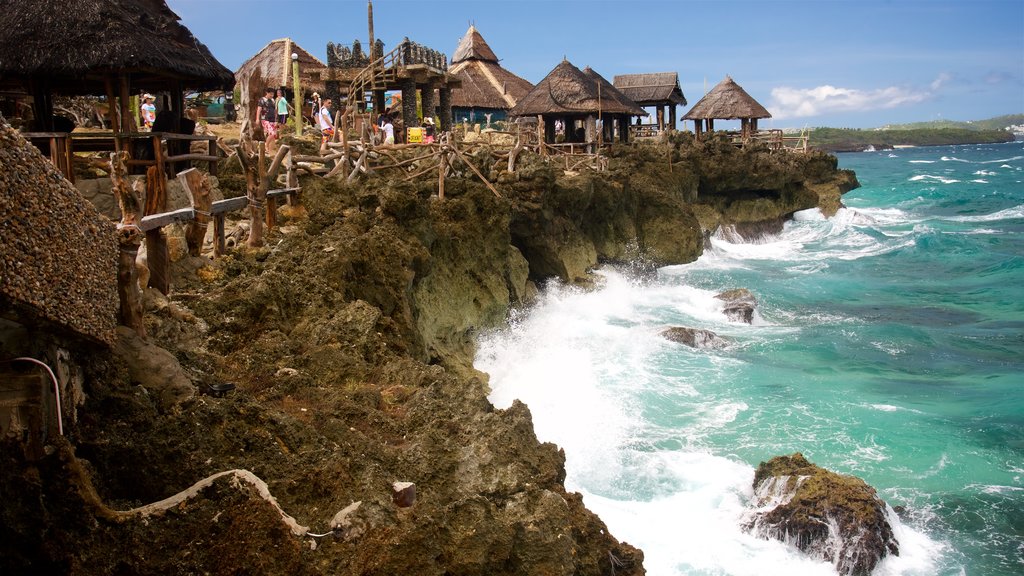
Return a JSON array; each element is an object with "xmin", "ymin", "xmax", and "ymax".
[
  {"xmin": 930, "ymin": 72, "xmax": 951, "ymax": 91},
  {"xmin": 768, "ymin": 74, "xmax": 950, "ymax": 120}
]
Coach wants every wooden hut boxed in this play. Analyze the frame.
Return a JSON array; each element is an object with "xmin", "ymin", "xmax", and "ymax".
[
  {"xmin": 509, "ymin": 59, "xmax": 645, "ymax": 147},
  {"xmin": 0, "ymin": 0, "xmax": 234, "ymax": 133},
  {"xmin": 613, "ymin": 72, "xmax": 687, "ymax": 133},
  {"xmin": 683, "ymin": 75, "xmax": 771, "ymax": 140},
  {"xmin": 235, "ymin": 38, "xmax": 326, "ymax": 102},
  {"xmin": 448, "ymin": 26, "xmax": 533, "ymax": 124}
]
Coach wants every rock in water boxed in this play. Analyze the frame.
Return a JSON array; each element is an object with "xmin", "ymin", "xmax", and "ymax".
[
  {"xmin": 660, "ymin": 326, "xmax": 726, "ymax": 349},
  {"xmin": 743, "ymin": 453, "xmax": 899, "ymax": 576},
  {"xmin": 715, "ymin": 288, "xmax": 757, "ymax": 323}
]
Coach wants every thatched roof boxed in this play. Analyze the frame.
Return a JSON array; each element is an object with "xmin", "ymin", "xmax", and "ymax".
[
  {"xmin": 510, "ymin": 59, "xmax": 645, "ymax": 117},
  {"xmin": 451, "ymin": 25, "xmax": 498, "ymax": 64},
  {"xmin": 235, "ymin": 38, "xmax": 327, "ymax": 94},
  {"xmin": 613, "ymin": 72, "xmax": 687, "ymax": 106},
  {"xmin": 684, "ymin": 75, "xmax": 771, "ymax": 120},
  {"xmin": 449, "ymin": 27, "xmax": 532, "ymax": 110},
  {"xmin": 0, "ymin": 118, "xmax": 118, "ymax": 345},
  {"xmin": 0, "ymin": 0, "xmax": 234, "ymax": 95}
]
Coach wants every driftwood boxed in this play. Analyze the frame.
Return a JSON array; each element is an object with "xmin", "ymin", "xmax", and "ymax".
[
  {"xmin": 110, "ymin": 152, "xmax": 145, "ymax": 336},
  {"xmin": 224, "ymin": 224, "xmax": 248, "ymax": 249},
  {"xmin": 177, "ymin": 168, "xmax": 211, "ymax": 256},
  {"xmin": 143, "ymin": 165, "xmax": 170, "ymax": 294},
  {"xmin": 236, "ymin": 142, "xmax": 264, "ymax": 247}
]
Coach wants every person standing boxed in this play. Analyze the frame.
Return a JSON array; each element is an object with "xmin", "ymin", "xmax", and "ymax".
[
  {"xmin": 423, "ymin": 116, "xmax": 435, "ymax": 144},
  {"xmin": 276, "ymin": 88, "xmax": 289, "ymax": 131},
  {"xmin": 382, "ymin": 115, "xmax": 395, "ymax": 145},
  {"xmin": 258, "ymin": 87, "xmax": 278, "ymax": 151},
  {"xmin": 140, "ymin": 94, "xmax": 156, "ymax": 131},
  {"xmin": 318, "ymin": 98, "xmax": 334, "ymax": 153}
]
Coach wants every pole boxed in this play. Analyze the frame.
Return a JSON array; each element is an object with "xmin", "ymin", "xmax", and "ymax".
[{"xmin": 292, "ymin": 55, "xmax": 302, "ymax": 137}]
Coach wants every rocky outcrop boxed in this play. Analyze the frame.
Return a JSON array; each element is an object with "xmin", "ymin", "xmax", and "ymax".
[
  {"xmin": 2, "ymin": 135, "xmax": 857, "ymax": 575},
  {"xmin": 661, "ymin": 326, "xmax": 726, "ymax": 349},
  {"xmin": 715, "ymin": 288, "xmax": 758, "ymax": 323},
  {"xmin": 743, "ymin": 453, "xmax": 899, "ymax": 576}
]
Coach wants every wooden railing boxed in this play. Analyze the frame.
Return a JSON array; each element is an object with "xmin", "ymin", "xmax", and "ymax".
[
  {"xmin": 629, "ymin": 124, "xmax": 663, "ymax": 139},
  {"xmin": 729, "ymin": 129, "xmax": 810, "ymax": 153},
  {"xmin": 23, "ymin": 131, "xmax": 222, "ymax": 183}
]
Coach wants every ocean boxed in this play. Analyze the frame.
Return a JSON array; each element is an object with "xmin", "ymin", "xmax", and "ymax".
[{"xmin": 475, "ymin": 142, "xmax": 1024, "ymax": 575}]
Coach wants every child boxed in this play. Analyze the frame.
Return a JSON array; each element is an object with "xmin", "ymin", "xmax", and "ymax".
[
  {"xmin": 140, "ymin": 94, "xmax": 156, "ymax": 131},
  {"xmin": 276, "ymin": 88, "xmax": 289, "ymax": 130}
]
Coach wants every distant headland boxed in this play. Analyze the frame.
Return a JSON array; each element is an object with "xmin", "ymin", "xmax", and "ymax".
[{"xmin": 805, "ymin": 113, "xmax": 1022, "ymax": 153}]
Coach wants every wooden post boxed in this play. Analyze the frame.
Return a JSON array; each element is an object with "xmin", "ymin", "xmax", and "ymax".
[
  {"xmin": 292, "ymin": 56, "xmax": 303, "ymax": 137},
  {"xmin": 105, "ymin": 78, "xmax": 122, "ymax": 154},
  {"xmin": 669, "ymin": 104, "xmax": 677, "ymax": 131},
  {"xmin": 656, "ymin": 106, "xmax": 664, "ymax": 132},
  {"xmin": 177, "ymin": 168, "xmax": 211, "ymax": 257},
  {"xmin": 110, "ymin": 152, "xmax": 145, "ymax": 336},
  {"xmin": 118, "ymin": 76, "xmax": 135, "ymax": 134},
  {"xmin": 236, "ymin": 143, "xmax": 264, "ymax": 247},
  {"xmin": 144, "ymin": 166, "xmax": 170, "ymax": 294},
  {"xmin": 438, "ymin": 147, "xmax": 446, "ymax": 200}
]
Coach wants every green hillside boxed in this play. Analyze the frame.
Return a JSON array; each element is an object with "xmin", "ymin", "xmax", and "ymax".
[
  {"xmin": 808, "ymin": 114, "xmax": 1020, "ymax": 152},
  {"xmin": 881, "ymin": 114, "xmax": 1024, "ymax": 132}
]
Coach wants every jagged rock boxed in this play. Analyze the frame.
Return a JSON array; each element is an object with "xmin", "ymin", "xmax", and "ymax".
[
  {"xmin": 661, "ymin": 326, "xmax": 726, "ymax": 348},
  {"xmin": 743, "ymin": 453, "xmax": 899, "ymax": 576},
  {"xmin": 715, "ymin": 288, "xmax": 757, "ymax": 323},
  {"xmin": 392, "ymin": 481, "xmax": 416, "ymax": 508},
  {"xmin": 111, "ymin": 325, "xmax": 194, "ymax": 410}
]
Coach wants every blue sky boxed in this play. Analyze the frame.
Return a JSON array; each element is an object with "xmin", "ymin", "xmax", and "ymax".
[{"xmin": 167, "ymin": 0, "xmax": 1024, "ymax": 128}]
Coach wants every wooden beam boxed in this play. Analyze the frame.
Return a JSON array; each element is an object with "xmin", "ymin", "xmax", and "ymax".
[
  {"xmin": 139, "ymin": 208, "xmax": 196, "ymax": 232},
  {"xmin": 210, "ymin": 196, "xmax": 250, "ymax": 215}
]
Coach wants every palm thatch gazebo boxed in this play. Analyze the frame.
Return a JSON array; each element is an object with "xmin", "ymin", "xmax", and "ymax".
[
  {"xmin": 510, "ymin": 59, "xmax": 645, "ymax": 147},
  {"xmin": 0, "ymin": 0, "xmax": 234, "ymax": 133},
  {"xmin": 234, "ymin": 38, "xmax": 326, "ymax": 125},
  {"xmin": 448, "ymin": 26, "xmax": 533, "ymax": 124},
  {"xmin": 613, "ymin": 72, "xmax": 687, "ymax": 133},
  {"xmin": 683, "ymin": 75, "xmax": 771, "ymax": 140}
]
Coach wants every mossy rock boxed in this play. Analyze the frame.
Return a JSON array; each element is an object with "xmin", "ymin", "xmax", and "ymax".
[{"xmin": 746, "ymin": 453, "xmax": 899, "ymax": 576}]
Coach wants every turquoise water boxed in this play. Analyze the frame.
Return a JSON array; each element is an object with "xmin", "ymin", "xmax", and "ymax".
[{"xmin": 476, "ymin": 142, "xmax": 1024, "ymax": 575}]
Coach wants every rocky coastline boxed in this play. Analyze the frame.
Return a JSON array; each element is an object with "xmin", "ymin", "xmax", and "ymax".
[{"xmin": 2, "ymin": 135, "xmax": 860, "ymax": 574}]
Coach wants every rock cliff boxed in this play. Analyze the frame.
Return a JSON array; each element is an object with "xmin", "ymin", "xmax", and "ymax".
[{"xmin": 1, "ymin": 137, "xmax": 857, "ymax": 575}]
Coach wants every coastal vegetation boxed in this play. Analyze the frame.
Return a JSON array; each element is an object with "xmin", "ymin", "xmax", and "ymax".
[{"xmin": 809, "ymin": 122, "xmax": 1016, "ymax": 153}]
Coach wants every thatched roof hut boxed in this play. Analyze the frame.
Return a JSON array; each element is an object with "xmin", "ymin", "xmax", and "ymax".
[
  {"xmin": 451, "ymin": 26, "xmax": 499, "ymax": 64},
  {"xmin": 684, "ymin": 75, "xmax": 771, "ymax": 137},
  {"xmin": 613, "ymin": 73, "xmax": 687, "ymax": 106},
  {"xmin": 235, "ymin": 38, "xmax": 327, "ymax": 95},
  {"xmin": 0, "ymin": 118, "xmax": 118, "ymax": 346},
  {"xmin": 613, "ymin": 72, "xmax": 686, "ymax": 131},
  {"xmin": 510, "ymin": 59, "xmax": 644, "ymax": 145},
  {"xmin": 0, "ymin": 0, "xmax": 233, "ymax": 96},
  {"xmin": 0, "ymin": 0, "xmax": 233, "ymax": 133},
  {"xmin": 448, "ymin": 26, "xmax": 533, "ymax": 123},
  {"xmin": 511, "ymin": 59, "xmax": 645, "ymax": 118}
]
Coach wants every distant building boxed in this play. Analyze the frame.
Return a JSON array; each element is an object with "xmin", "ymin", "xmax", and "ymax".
[
  {"xmin": 613, "ymin": 72, "xmax": 687, "ymax": 132},
  {"xmin": 510, "ymin": 59, "xmax": 645, "ymax": 145},
  {"xmin": 235, "ymin": 38, "xmax": 327, "ymax": 99},
  {"xmin": 448, "ymin": 26, "xmax": 533, "ymax": 124},
  {"xmin": 684, "ymin": 76, "xmax": 771, "ymax": 139}
]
